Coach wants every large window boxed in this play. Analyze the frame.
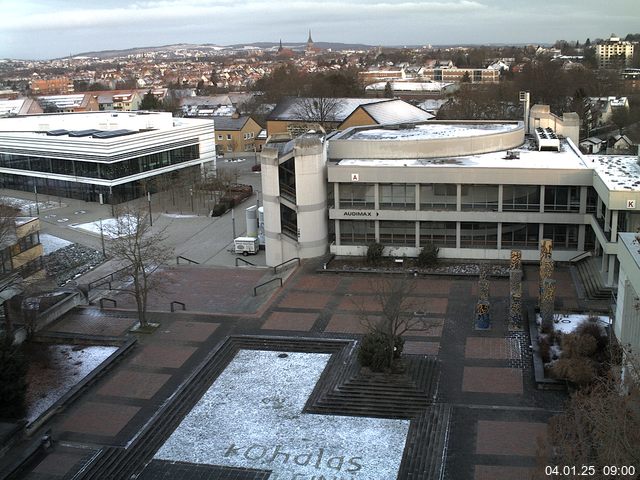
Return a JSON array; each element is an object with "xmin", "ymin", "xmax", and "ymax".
[
  {"xmin": 380, "ymin": 184, "xmax": 415, "ymax": 210},
  {"xmin": 502, "ymin": 185, "xmax": 540, "ymax": 211},
  {"xmin": 544, "ymin": 186, "xmax": 580, "ymax": 212},
  {"xmin": 339, "ymin": 184, "xmax": 374, "ymax": 209},
  {"xmin": 420, "ymin": 184, "xmax": 457, "ymax": 210},
  {"xmin": 420, "ymin": 221, "xmax": 456, "ymax": 247},
  {"xmin": 460, "ymin": 222, "xmax": 498, "ymax": 248},
  {"xmin": 586, "ymin": 187, "xmax": 598, "ymax": 214},
  {"xmin": 280, "ymin": 204, "xmax": 298, "ymax": 239},
  {"xmin": 461, "ymin": 185, "xmax": 498, "ymax": 211},
  {"xmin": 501, "ymin": 223, "xmax": 539, "ymax": 248},
  {"xmin": 278, "ymin": 158, "xmax": 296, "ymax": 202},
  {"xmin": 340, "ymin": 220, "xmax": 376, "ymax": 245},
  {"xmin": 543, "ymin": 224, "xmax": 578, "ymax": 249},
  {"xmin": 379, "ymin": 221, "xmax": 415, "ymax": 246}
]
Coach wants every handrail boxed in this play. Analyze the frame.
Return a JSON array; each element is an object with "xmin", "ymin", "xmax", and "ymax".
[
  {"xmin": 99, "ymin": 298, "xmax": 117, "ymax": 309},
  {"xmin": 272, "ymin": 257, "xmax": 300, "ymax": 274},
  {"xmin": 170, "ymin": 301, "xmax": 186, "ymax": 312},
  {"xmin": 253, "ymin": 277, "xmax": 283, "ymax": 296},
  {"xmin": 569, "ymin": 251, "xmax": 592, "ymax": 263},
  {"xmin": 88, "ymin": 264, "xmax": 131, "ymax": 291},
  {"xmin": 176, "ymin": 255, "xmax": 199, "ymax": 265},
  {"xmin": 235, "ymin": 257, "xmax": 256, "ymax": 267}
]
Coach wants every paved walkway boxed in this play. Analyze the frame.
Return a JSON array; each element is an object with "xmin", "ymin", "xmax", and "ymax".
[{"xmin": 15, "ymin": 260, "xmax": 581, "ymax": 480}]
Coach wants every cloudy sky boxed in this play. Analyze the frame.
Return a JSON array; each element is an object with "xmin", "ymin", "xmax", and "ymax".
[{"xmin": 1, "ymin": 0, "xmax": 638, "ymax": 60}]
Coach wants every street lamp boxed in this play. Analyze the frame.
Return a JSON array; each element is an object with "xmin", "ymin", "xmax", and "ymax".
[
  {"xmin": 34, "ymin": 184, "xmax": 40, "ymax": 215},
  {"xmin": 147, "ymin": 191, "xmax": 153, "ymax": 226},
  {"xmin": 99, "ymin": 218, "xmax": 106, "ymax": 258}
]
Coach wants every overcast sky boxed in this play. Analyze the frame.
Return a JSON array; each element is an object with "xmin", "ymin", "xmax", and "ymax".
[{"xmin": 1, "ymin": 0, "xmax": 639, "ymax": 60}]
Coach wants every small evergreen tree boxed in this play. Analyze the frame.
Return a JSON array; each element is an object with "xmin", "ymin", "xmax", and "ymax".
[
  {"xmin": 383, "ymin": 82, "xmax": 394, "ymax": 98},
  {"xmin": 139, "ymin": 89, "xmax": 161, "ymax": 111},
  {"xmin": 366, "ymin": 242, "xmax": 384, "ymax": 266},
  {"xmin": 416, "ymin": 243, "xmax": 439, "ymax": 268}
]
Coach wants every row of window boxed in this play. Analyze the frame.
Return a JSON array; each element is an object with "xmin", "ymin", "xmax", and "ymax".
[
  {"xmin": 0, "ymin": 145, "xmax": 200, "ymax": 181},
  {"xmin": 337, "ymin": 183, "xmax": 595, "ymax": 213},
  {"xmin": 338, "ymin": 220, "xmax": 583, "ymax": 249}
]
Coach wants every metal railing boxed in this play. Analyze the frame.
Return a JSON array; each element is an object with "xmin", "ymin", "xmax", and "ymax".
[
  {"xmin": 170, "ymin": 301, "xmax": 186, "ymax": 312},
  {"xmin": 569, "ymin": 251, "xmax": 592, "ymax": 263},
  {"xmin": 176, "ymin": 255, "xmax": 199, "ymax": 265},
  {"xmin": 99, "ymin": 298, "xmax": 117, "ymax": 309},
  {"xmin": 235, "ymin": 257, "xmax": 256, "ymax": 267},
  {"xmin": 273, "ymin": 257, "xmax": 300, "ymax": 274},
  {"xmin": 88, "ymin": 264, "xmax": 131, "ymax": 291},
  {"xmin": 253, "ymin": 277, "xmax": 283, "ymax": 296}
]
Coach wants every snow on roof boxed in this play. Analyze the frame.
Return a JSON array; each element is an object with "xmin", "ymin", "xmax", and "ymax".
[
  {"xmin": 365, "ymin": 81, "xmax": 453, "ymax": 92},
  {"xmin": 337, "ymin": 138, "xmax": 589, "ymax": 170},
  {"xmin": 345, "ymin": 122, "xmax": 516, "ymax": 141},
  {"xmin": 358, "ymin": 99, "xmax": 434, "ymax": 124},
  {"xmin": 0, "ymin": 99, "xmax": 29, "ymax": 116},
  {"xmin": 38, "ymin": 94, "xmax": 87, "ymax": 108},
  {"xmin": 587, "ymin": 154, "xmax": 640, "ymax": 191},
  {"xmin": 267, "ymin": 97, "xmax": 388, "ymax": 122}
]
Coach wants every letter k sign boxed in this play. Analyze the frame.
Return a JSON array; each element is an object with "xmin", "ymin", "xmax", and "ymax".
[{"xmin": 155, "ymin": 350, "xmax": 409, "ymax": 479}]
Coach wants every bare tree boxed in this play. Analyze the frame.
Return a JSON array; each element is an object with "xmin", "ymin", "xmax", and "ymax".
[
  {"xmin": 292, "ymin": 97, "xmax": 341, "ymax": 132},
  {"xmin": 355, "ymin": 275, "xmax": 435, "ymax": 369},
  {"xmin": 106, "ymin": 205, "xmax": 172, "ymax": 328}
]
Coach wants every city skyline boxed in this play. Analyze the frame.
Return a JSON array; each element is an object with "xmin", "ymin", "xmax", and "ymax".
[{"xmin": 0, "ymin": 0, "xmax": 638, "ymax": 60}]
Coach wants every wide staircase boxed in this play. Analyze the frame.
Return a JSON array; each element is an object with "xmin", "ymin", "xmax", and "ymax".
[{"xmin": 574, "ymin": 256, "xmax": 614, "ymax": 301}]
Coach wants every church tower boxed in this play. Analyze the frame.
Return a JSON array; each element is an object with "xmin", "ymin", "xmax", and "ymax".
[{"xmin": 305, "ymin": 30, "xmax": 316, "ymax": 56}]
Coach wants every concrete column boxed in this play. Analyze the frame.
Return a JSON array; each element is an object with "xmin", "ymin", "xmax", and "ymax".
[
  {"xmin": 539, "ymin": 223, "xmax": 545, "ymax": 244},
  {"xmin": 579, "ymin": 186, "xmax": 587, "ymax": 214},
  {"xmin": 596, "ymin": 197, "xmax": 602, "ymax": 219},
  {"xmin": 604, "ymin": 207, "xmax": 611, "ymax": 233},
  {"xmin": 497, "ymin": 223, "xmax": 503, "ymax": 250},
  {"xmin": 374, "ymin": 183, "xmax": 380, "ymax": 210},
  {"xmin": 578, "ymin": 224, "xmax": 586, "ymax": 251},
  {"xmin": 498, "ymin": 184, "xmax": 503, "ymax": 213},
  {"xmin": 375, "ymin": 220, "xmax": 380, "ymax": 242},
  {"xmin": 414, "ymin": 184, "xmax": 420, "ymax": 211},
  {"xmin": 456, "ymin": 221, "xmax": 461, "ymax": 249},
  {"xmin": 608, "ymin": 254, "xmax": 616, "ymax": 287},
  {"xmin": 539, "ymin": 185, "xmax": 545, "ymax": 213},
  {"xmin": 333, "ymin": 183, "xmax": 339, "ymax": 209},
  {"xmin": 602, "ymin": 252, "xmax": 608, "ymax": 274},
  {"xmin": 611, "ymin": 210, "xmax": 619, "ymax": 242},
  {"xmin": 334, "ymin": 219, "xmax": 341, "ymax": 246},
  {"xmin": 456, "ymin": 184, "xmax": 462, "ymax": 212},
  {"xmin": 415, "ymin": 221, "xmax": 420, "ymax": 248}
]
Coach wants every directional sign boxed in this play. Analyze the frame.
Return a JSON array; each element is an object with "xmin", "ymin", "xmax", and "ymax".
[{"xmin": 155, "ymin": 350, "xmax": 409, "ymax": 479}]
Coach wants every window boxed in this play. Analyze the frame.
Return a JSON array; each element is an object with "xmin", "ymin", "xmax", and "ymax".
[
  {"xmin": 280, "ymin": 204, "xmax": 298, "ymax": 239},
  {"xmin": 339, "ymin": 184, "xmax": 374, "ymax": 209},
  {"xmin": 1, "ymin": 248, "xmax": 12, "ymax": 274},
  {"xmin": 420, "ymin": 184, "xmax": 456, "ymax": 210},
  {"xmin": 217, "ymin": 134, "xmax": 223, "ymax": 140},
  {"xmin": 226, "ymin": 134, "xmax": 232, "ymax": 140},
  {"xmin": 460, "ymin": 222, "xmax": 498, "ymax": 248},
  {"xmin": 340, "ymin": 220, "xmax": 375, "ymax": 245},
  {"xmin": 543, "ymin": 224, "xmax": 578, "ymax": 249},
  {"xmin": 502, "ymin": 185, "xmax": 540, "ymax": 211},
  {"xmin": 379, "ymin": 184, "xmax": 415, "ymax": 210},
  {"xmin": 379, "ymin": 221, "xmax": 415, "ymax": 246},
  {"xmin": 501, "ymin": 223, "xmax": 539, "ymax": 248},
  {"xmin": 460, "ymin": 185, "xmax": 498, "ymax": 211},
  {"xmin": 544, "ymin": 186, "xmax": 580, "ymax": 212},
  {"xmin": 420, "ymin": 221, "xmax": 456, "ymax": 247},
  {"xmin": 586, "ymin": 187, "xmax": 598, "ymax": 214}
]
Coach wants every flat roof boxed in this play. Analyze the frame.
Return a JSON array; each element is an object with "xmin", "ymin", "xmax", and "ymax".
[
  {"xmin": 341, "ymin": 122, "xmax": 519, "ymax": 141},
  {"xmin": 587, "ymin": 154, "xmax": 640, "ymax": 191},
  {"xmin": 336, "ymin": 137, "xmax": 589, "ymax": 170}
]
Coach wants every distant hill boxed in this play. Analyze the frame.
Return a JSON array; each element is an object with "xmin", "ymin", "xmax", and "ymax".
[{"xmin": 71, "ymin": 41, "xmax": 375, "ymax": 59}]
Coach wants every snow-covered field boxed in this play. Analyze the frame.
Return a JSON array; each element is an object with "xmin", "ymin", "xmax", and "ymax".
[
  {"xmin": 26, "ymin": 344, "xmax": 118, "ymax": 423},
  {"xmin": 155, "ymin": 350, "xmax": 410, "ymax": 479},
  {"xmin": 39, "ymin": 233, "xmax": 73, "ymax": 255}
]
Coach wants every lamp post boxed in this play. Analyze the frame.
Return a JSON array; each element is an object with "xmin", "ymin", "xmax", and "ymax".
[
  {"xmin": 147, "ymin": 191, "xmax": 153, "ymax": 226},
  {"xmin": 231, "ymin": 207, "xmax": 236, "ymax": 240},
  {"xmin": 189, "ymin": 188, "xmax": 194, "ymax": 212},
  {"xmin": 99, "ymin": 218, "xmax": 106, "ymax": 258},
  {"xmin": 34, "ymin": 184, "xmax": 40, "ymax": 215}
]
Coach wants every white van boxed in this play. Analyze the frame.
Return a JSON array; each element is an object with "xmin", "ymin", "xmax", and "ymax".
[{"xmin": 234, "ymin": 236, "xmax": 260, "ymax": 256}]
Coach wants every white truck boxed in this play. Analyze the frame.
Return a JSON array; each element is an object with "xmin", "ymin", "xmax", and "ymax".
[{"xmin": 233, "ymin": 236, "xmax": 260, "ymax": 256}]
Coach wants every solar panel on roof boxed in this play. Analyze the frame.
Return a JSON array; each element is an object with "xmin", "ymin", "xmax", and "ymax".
[
  {"xmin": 91, "ymin": 129, "xmax": 137, "ymax": 139},
  {"xmin": 68, "ymin": 129, "xmax": 102, "ymax": 137},
  {"xmin": 46, "ymin": 129, "xmax": 69, "ymax": 136}
]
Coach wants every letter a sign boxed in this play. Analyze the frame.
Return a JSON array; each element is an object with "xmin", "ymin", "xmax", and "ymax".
[
  {"xmin": 627, "ymin": 199, "xmax": 636, "ymax": 209},
  {"xmin": 351, "ymin": 173, "xmax": 359, "ymax": 182}
]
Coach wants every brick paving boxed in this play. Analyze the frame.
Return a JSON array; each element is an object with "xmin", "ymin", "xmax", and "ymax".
[
  {"xmin": 13, "ymin": 262, "xmax": 585, "ymax": 480},
  {"xmin": 462, "ymin": 366, "xmax": 523, "ymax": 394},
  {"xmin": 475, "ymin": 420, "xmax": 547, "ymax": 456},
  {"xmin": 261, "ymin": 311, "xmax": 318, "ymax": 331}
]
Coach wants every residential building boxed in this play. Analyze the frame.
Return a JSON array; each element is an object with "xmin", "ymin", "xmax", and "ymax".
[
  {"xmin": 92, "ymin": 90, "xmax": 144, "ymax": 111},
  {"xmin": 418, "ymin": 67, "xmax": 499, "ymax": 84},
  {"xmin": 259, "ymin": 104, "xmax": 636, "ymax": 297},
  {"xmin": 30, "ymin": 77, "xmax": 74, "ymax": 95},
  {"xmin": 338, "ymin": 99, "xmax": 434, "ymax": 130},
  {"xmin": 596, "ymin": 35, "xmax": 635, "ymax": 68},
  {"xmin": 213, "ymin": 114, "xmax": 262, "ymax": 154},
  {"xmin": 0, "ymin": 111, "xmax": 215, "ymax": 204},
  {"xmin": 364, "ymin": 81, "xmax": 456, "ymax": 99},
  {"xmin": 37, "ymin": 94, "xmax": 100, "ymax": 113}
]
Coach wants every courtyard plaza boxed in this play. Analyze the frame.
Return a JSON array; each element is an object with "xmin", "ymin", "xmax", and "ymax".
[{"xmin": 1, "ymin": 252, "xmax": 588, "ymax": 480}]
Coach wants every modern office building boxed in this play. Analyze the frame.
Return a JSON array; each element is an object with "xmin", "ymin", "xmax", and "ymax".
[
  {"xmin": 0, "ymin": 111, "xmax": 215, "ymax": 203},
  {"xmin": 596, "ymin": 35, "xmax": 635, "ymax": 68},
  {"xmin": 260, "ymin": 105, "xmax": 639, "ymax": 291}
]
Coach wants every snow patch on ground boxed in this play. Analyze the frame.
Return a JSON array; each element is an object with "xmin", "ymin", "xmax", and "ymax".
[
  {"xmin": 155, "ymin": 350, "xmax": 409, "ymax": 479},
  {"xmin": 0, "ymin": 196, "xmax": 65, "ymax": 213},
  {"xmin": 162, "ymin": 213, "xmax": 200, "ymax": 218},
  {"xmin": 39, "ymin": 233, "xmax": 72, "ymax": 255},
  {"xmin": 26, "ymin": 344, "xmax": 117, "ymax": 423},
  {"xmin": 70, "ymin": 215, "xmax": 135, "ymax": 238},
  {"xmin": 537, "ymin": 313, "xmax": 611, "ymax": 334}
]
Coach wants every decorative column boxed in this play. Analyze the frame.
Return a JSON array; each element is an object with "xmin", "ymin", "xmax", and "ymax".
[
  {"xmin": 476, "ymin": 264, "xmax": 491, "ymax": 329},
  {"xmin": 540, "ymin": 278, "xmax": 556, "ymax": 332},
  {"xmin": 509, "ymin": 268, "xmax": 523, "ymax": 330},
  {"xmin": 539, "ymin": 239, "xmax": 553, "ymax": 306}
]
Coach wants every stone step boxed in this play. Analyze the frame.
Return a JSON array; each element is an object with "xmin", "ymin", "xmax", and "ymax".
[{"xmin": 576, "ymin": 258, "xmax": 612, "ymax": 300}]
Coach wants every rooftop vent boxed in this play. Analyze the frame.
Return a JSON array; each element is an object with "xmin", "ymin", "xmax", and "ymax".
[{"xmin": 534, "ymin": 127, "xmax": 560, "ymax": 151}]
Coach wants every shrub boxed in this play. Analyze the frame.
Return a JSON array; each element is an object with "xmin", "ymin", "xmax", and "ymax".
[
  {"xmin": 575, "ymin": 321, "xmax": 608, "ymax": 352},
  {"xmin": 358, "ymin": 331, "xmax": 404, "ymax": 372},
  {"xmin": 416, "ymin": 242, "xmax": 439, "ymax": 268},
  {"xmin": 562, "ymin": 333, "xmax": 598, "ymax": 358},
  {"xmin": 0, "ymin": 338, "xmax": 28, "ymax": 419},
  {"xmin": 550, "ymin": 357, "xmax": 598, "ymax": 385},
  {"xmin": 366, "ymin": 242, "xmax": 384, "ymax": 266},
  {"xmin": 539, "ymin": 335, "xmax": 552, "ymax": 363},
  {"xmin": 211, "ymin": 202, "xmax": 229, "ymax": 217}
]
